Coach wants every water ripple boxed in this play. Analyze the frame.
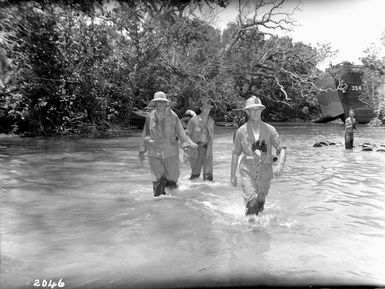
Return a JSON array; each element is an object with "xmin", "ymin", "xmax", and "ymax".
[{"xmin": 1, "ymin": 125, "xmax": 385, "ymax": 288}]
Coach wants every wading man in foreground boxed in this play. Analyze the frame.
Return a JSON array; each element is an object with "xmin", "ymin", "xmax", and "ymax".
[
  {"xmin": 138, "ymin": 91, "xmax": 198, "ymax": 197},
  {"xmin": 230, "ymin": 96, "xmax": 287, "ymax": 215}
]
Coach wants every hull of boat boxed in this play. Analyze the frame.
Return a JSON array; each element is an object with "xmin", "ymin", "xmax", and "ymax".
[
  {"xmin": 316, "ymin": 63, "xmax": 375, "ymax": 124},
  {"xmin": 338, "ymin": 66, "xmax": 375, "ymax": 123},
  {"xmin": 315, "ymin": 75, "xmax": 345, "ymax": 119}
]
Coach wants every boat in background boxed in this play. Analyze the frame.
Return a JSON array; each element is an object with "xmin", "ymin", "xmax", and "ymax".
[
  {"xmin": 315, "ymin": 62, "xmax": 375, "ymax": 123},
  {"xmin": 314, "ymin": 74, "xmax": 345, "ymax": 123}
]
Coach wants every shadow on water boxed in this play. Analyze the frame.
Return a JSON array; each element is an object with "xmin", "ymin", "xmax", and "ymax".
[{"xmin": 1, "ymin": 123, "xmax": 385, "ymax": 288}]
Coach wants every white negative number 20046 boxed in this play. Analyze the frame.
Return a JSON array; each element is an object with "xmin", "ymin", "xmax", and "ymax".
[{"xmin": 33, "ymin": 279, "xmax": 65, "ymax": 288}]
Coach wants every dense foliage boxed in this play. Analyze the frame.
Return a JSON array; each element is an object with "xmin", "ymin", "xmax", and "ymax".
[
  {"xmin": 360, "ymin": 34, "xmax": 385, "ymax": 124},
  {"xmin": 1, "ymin": 0, "xmax": 335, "ymax": 135}
]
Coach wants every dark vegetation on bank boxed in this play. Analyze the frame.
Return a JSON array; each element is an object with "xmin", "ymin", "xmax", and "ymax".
[{"xmin": 1, "ymin": 0, "xmax": 383, "ymax": 137}]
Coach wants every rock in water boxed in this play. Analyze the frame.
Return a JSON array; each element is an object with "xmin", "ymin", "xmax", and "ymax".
[{"xmin": 362, "ymin": 145, "xmax": 373, "ymax": 151}]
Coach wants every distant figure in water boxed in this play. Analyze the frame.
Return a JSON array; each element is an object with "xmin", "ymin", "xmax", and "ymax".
[
  {"xmin": 138, "ymin": 92, "xmax": 198, "ymax": 197},
  {"xmin": 181, "ymin": 109, "xmax": 196, "ymax": 128},
  {"xmin": 230, "ymin": 96, "xmax": 287, "ymax": 216},
  {"xmin": 186, "ymin": 99, "xmax": 215, "ymax": 181},
  {"xmin": 185, "ymin": 109, "xmax": 196, "ymax": 117},
  {"xmin": 344, "ymin": 108, "xmax": 357, "ymax": 149}
]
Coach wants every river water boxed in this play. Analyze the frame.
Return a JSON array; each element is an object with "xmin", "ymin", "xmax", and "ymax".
[{"xmin": 1, "ymin": 123, "xmax": 385, "ymax": 289}]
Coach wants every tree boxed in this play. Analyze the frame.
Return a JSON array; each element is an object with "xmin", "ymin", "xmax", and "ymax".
[
  {"xmin": 1, "ymin": 1, "xmax": 123, "ymax": 134},
  {"xmin": 218, "ymin": 0, "xmax": 335, "ymax": 121},
  {"xmin": 223, "ymin": 0, "xmax": 299, "ymax": 54},
  {"xmin": 222, "ymin": 24, "xmax": 326, "ymax": 120},
  {"xmin": 108, "ymin": 1, "xmax": 228, "ymax": 116},
  {"xmin": 2, "ymin": 3, "xmax": 68, "ymax": 134},
  {"xmin": 360, "ymin": 36, "xmax": 385, "ymax": 122},
  {"xmin": 0, "ymin": 0, "xmax": 340, "ymax": 135}
]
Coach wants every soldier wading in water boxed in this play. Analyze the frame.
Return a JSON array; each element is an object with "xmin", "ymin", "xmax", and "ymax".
[
  {"xmin": 138, "ymin": 92, "xmax": 198, "ymax": 197},
  {"xmin": 230, "ymin": 96, "xmax": 287, "ymax": 215},
  {"xmin": 344, "ymin": 108, "xmax": 357, "ymax": 149},
  {"xmin": 186, "ymin": 99, "xmax": 215, "ymax": 181}
]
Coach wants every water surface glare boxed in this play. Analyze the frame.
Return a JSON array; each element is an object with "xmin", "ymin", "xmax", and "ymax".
[{"xmin": 1, "ymin": 123, "xmax": 385, "ymax": 288}]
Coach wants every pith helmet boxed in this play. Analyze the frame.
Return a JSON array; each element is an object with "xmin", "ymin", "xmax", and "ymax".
[
  {"xmin": 150, "ymin": 91, "xmax": 170, "ymax": 103},
  {"xmin": 243, "ymin": 96, "xmax": 265, "ymax": 110}
]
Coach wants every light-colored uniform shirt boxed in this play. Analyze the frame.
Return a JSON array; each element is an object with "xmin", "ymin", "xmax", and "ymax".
[
  {"xmin": 345, "ymin": 117, "xmax": 356, "ymax": 133},
  {"xmin": 233, "ymin": 121, "xmax": 285, "ymax": 182},
  {"xmin": 139, "ymin": 108, "xmax": 190, "ymax": 159},
  {"xmin": 186, "ymin": 115, "xmax": 214, "ymax": 145}
]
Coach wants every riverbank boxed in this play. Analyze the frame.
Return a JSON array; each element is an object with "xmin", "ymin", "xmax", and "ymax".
[
  {"xmin": 0, "ymin": 127, "xmax": 143, "ymax": 139},
  {"xmin": 1, "ymin": 118, "xmax": 383, "ymax": 140}
]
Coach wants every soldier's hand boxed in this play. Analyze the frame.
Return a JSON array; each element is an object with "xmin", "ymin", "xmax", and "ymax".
[
  {"xmin": 138, "ymin": 152, "xmax": 145, "ymax": 165},
  {"xmin": 182, "ymin": 148, "xmax": 190, "ymax": 163},
  {"xmin": 230, "ymin": 175, "xmax": 237, "ymax": 187},
  {"xmin": 190, "ymin": 142, "xmax": 198, "ymax": 150},
  {"xmin": 274, "ymin": 162, "xmax": 284, "ymax": 177}
]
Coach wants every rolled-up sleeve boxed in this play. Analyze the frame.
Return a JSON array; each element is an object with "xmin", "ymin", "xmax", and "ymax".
[
  {"xmin": 208, "ymin": 119, "xmax": 214, "ymax": 142},
  {"xmin": 139, "ymin": 117, "xmax": 150, "ymax": 152},
  {"xmin": 176, "ymin": 117, "xmax": 191, "ymax": 148},
  {"xmin": 232, "ymin": 129, "xmax": 242, "ymax": 156},
  {"xmin": 270, "ymin": 128, "xmax": 286, "ymax": 153},
  {"xmin": 186, "ymin": 117, "xmax": 194, "ymax": 137}
]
